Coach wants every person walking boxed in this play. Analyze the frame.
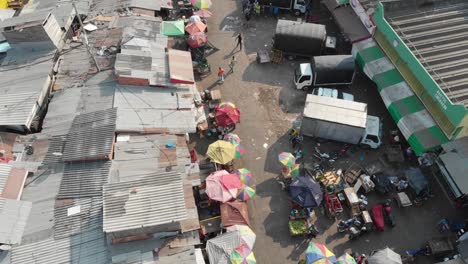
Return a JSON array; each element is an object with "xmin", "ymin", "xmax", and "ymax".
[
  {"xmin": 228, "ymin": 56, "xmax": 237, "ymax": 73},
  {"xmin": 217, "ymin": 67, "xmax": 225, "ymax": 83},
  {"xmin": 235, "ymin": 33, "xmax": 243, "ymax": 51}
]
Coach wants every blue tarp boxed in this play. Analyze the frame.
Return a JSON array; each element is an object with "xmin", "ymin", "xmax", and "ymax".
[
  {"xmin": 406, "ymin": 167, "xmax": 429, "ymax": 196},
  {"xmin": 289, "ymin": 176, "xmax": 323, "ymax": 208}
]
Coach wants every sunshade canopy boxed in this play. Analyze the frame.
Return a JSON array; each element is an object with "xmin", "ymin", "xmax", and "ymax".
[
  {"xmin": 207, "ymin": 231, "xmax": 242, "ymax": 264},
  {"xmin": 352, "ymin": 38, "xmax": 448, "ymax": 155},
  {"xmin": 187, "ymin": 32, "xmax": 208, "ymax": 48},
  {"xmin": 368, "ymin": 248, "xmax": 402, "ymax": 264},
  {"xmin": 194, "ymin": 9, "xmax": 213, "ymax": 17},
  {"xmin": 336, "ymin": 253, "xmax": 357, "ymax": 264},
  {"xmin": 162, "ymin": 20, "xmax": 185, "ymax": 36},
  {"xmin": 207, "ymin": 140, "xmax": 236, "ymax": 164},
  {"xmin": 226, "ymin": 225, "xmax": 256, "ymax": 249},
  {"xmin": 205, "ymin": 170, "xmax": 236, "ymax": 202},
  {"xmin": 215, "ymin": 104, "xmax": 241, "ymax": 127},
  {"xmin": 185, "ymin": 21, "xmax": 207, "ymax": 35},
  {"xmin": 290, "ymin": 176, "xmax": 323, "ymax": 208},
  {"xmin": 305, "ymin": 242, "xmax": 336, "ymax": 264},
  {"xmin": 221, "ymin": 201, "xmax": 250, "ymax": 227}
]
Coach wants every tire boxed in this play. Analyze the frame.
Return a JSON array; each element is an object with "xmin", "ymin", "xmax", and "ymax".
[
  {"xmin": 293, "ymin": 9, "xmax": 301, "ymax": 16},
  {"xmin": 302, "ymin": 86, "xmax": 310, "ymax": 91}
]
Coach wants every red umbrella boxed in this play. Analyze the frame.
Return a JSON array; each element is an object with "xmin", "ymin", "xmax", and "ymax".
[
  {"xmin": 194, "ymin": 9, "xmax": 213, "ymax": 18},
  {"xmin": 185, "ymin": 21, "xmax": 207, "ymax": 35},
  {"xmin": 215, "ymin": 105, "xmax": 240, "ymax": 127},
  {"xmin": 187, "ymin": 33, "xmax": 208, "ymax": 48}
]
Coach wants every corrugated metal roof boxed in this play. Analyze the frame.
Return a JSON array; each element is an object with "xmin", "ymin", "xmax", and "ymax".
[
  {"xmin": 53, "ymin": 197, "xmax": 103, "ymax": 239},
  {"xmin": 303, "ymin": 94, "xmax": 368, "ymax": 128},
  {"xmin": 57, "ymin": 161, "xmax": 111, "ymax": 199},
  {"xmin": 0, "ymin": 164, "xmax": 12, "ymax": 194},
  {"xmin": 20, "ymin": 167, "xmax": 63, "ymax": 244},
  {"xmin": 168, "ymin": 49, "xmax": 195, "ymax": 84},
  {"xmin": 386, "ymin": 1, "xmax": 468, "ymax": 106},
  {"xmin": 103, "ymin": 171, "xmax": 188, "ymax": 233},
  {"xmin": 115, "ymin": 85, "xmax": 194, "ymax": 110},
  {"xmin": 41, "ymin": 135, "xmax": 67, "ymax": 164},
  {"xmin": 0, "ymin": 59, "xmax": 53, "ymax": 128},
  {"xmin": 119, "ymin": 0, "xmax": 173, "ymax": 11},
  {"xmin": 115, "ymin": 108, "xmax": 197, "ymax": 134},
  {"xmin": 41, "ymin": 88, "xmax": 81, "ymax": 136},
  {"xmin": 206, "ymin": 231, "xmax": 241, "ymax": 264},
  {"xmin": 111, "ymin": 134, "xmax": 191, "ymax": 182},
  {"xmin": 10, "ymin": 226, "xmax": 109, "ymax": 264},
  {"xmin": 61, "ymin": 109, "xmax": 116, "ymax": 162},
  {"xmin": 0, "ymin": 198, "xmax": 32, "ymax": 245}
]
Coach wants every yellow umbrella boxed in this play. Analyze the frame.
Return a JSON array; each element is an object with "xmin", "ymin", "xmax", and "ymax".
[{"xmin": 207, "ymin": 140, "xmax": 236, "ymax": 164}]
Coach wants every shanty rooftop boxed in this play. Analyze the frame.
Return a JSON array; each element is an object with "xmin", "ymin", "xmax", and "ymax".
[{"xmin": 385, "ymin": 1, "xmax": 468, "ymax": 107}]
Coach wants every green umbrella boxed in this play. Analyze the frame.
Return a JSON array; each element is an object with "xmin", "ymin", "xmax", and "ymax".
[{"xmin": 162, "ymin": 21, "xmax": 185, "ymax": 36}]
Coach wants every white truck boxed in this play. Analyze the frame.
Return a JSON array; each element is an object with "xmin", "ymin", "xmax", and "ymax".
[
  {"xmin": 301, "ymin": 94, "xmax": 382, "ymax": 149},
  {"xmin": 294, "ymin": 55, "xmax": 356, "ymax": 91}
]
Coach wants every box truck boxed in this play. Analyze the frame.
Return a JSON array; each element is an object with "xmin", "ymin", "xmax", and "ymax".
[{"xmin": 301, "ymin": 94, "xmax": 382, "ymax": 149}]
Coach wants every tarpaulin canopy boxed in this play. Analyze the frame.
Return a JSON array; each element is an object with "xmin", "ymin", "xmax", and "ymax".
[
  {"xmin": 220, "ymin": 201, "xmax": 250, "ymax": 227},
  {"xmin": 352, "ymin": 38, "xmax": 448, "ymax": 155},
  {"xmin": 368, "ymin": 248, "xmax": 402, "ymax": 264},
  {"xmin": 289, "ymin": 176, "xmax": 323, "ymax": 208},
  {"xmin": 205, "ymin": 170, "xmax": 236, "ymax": 202},
  {"xmin": 161, "ymin": 20, "xmax": 185, "ymax": 36},
  {"xmin": 405, "ymin": 167, "xmax": 429, "ymax": 196},
  {"xmin": 185, "ymin": 21, "xmax": 207, "ymax": 35}
]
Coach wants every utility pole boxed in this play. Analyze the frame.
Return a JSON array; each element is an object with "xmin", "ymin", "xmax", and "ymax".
[{"xmin": 71, "ymin": 2, "xmax": 101, "ymax": 72}]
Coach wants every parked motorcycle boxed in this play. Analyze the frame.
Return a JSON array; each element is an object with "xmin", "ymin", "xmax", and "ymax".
[
  {"xmin": 383, "ymin": 199, "xmax": 396, "ymax": 227},
  {"xmin": 337, "ymin": 216, "xmax": 362, "ymax": 233},
  {"xmin": 349, "ymin": 226, "xmax": 368, "ymax": 240}
]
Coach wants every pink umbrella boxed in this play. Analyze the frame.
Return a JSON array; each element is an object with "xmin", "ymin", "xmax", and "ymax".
[
  {"xmin": 194, "ymin": 9, "xmax": 213, "ymax": 18},
  {"xmin": 185, "ymin": 21, "xmax": 207, "ymax": 35},
  {"xmin": 205, "ymin": 170, "xmax": 236, "ymax": 202},
  {"xmin": 187, "ymin": 32, "xmax": 208, "ymax": 48},
  {"xmin": 220, "ymin": 173, "xmax": 243, "ymax": 198}
]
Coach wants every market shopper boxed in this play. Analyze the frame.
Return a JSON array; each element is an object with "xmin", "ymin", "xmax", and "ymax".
[
  {"xmin": 235, "ymin": 33, "xmax": 243, "ymax": 51},
  {"xmin": 217, "ymin": 67, "xmax": 225, "ymax": 83},
  {"xmin": 228, "ymin": 56, "xmax": 237, "ymax": 73}
]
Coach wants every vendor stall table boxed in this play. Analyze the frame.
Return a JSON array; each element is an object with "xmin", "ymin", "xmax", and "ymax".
[{"xmin": 395, "ymin": 192, "xmax": 412, "ymax": 208}]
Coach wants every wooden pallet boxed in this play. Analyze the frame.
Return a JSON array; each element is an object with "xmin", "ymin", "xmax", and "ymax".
[{"xmin": 270, "ymin": 49, "xmax": 283, "ymax": 64}]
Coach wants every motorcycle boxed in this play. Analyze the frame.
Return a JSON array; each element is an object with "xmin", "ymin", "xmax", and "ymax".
[
  {"xmin": 349, "ymin": 226, "xmax": 368, "ymax": 240},
  {"xmin": 337, "ymin": 216, "xmax": 362, "ymax": 233},
  {"xmin": 383, "ymin": 199, "xmax": 396, "ymax": 227}
]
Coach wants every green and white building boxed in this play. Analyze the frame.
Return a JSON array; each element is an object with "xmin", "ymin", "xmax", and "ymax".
[{"xmin": 348, "ymin": 0, "xmax": 468, "ymax": 155}]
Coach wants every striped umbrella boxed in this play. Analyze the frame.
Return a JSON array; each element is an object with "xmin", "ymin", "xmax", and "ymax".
[
  {"xmin": 290, "ymin": 163, "xmax": 300, "ymax": 178},
  {"xmin": 230, "ymin": 245, "xmax": 256, "ymax": 264},
  {"xmin": 234, "ymin": 143, "xmax": 245, "ymax": 159},
  {"xmin": 336, "ymin": 253, "xmax": 357, "ymax": 264},
  {"xmin": 237, "ymin": 185, "xmax": 256, "ymax": 201},
  {"xmin": 191, "ymin": 0, "xmax": 212, "ymax": 9},
  {"xmin": 224, "ymin": 133, "xmax": 241, "ymax": 145},
  {"xmin": 234, "ymin": 168, "xmax": 252, "ymax": 184},
  {"xmin": 278, "ymin": 152, "xmax": 295, "ymax": 168},
  {"xmin": 305, "ymin": 242, "xmax": 336, "ymax": 264}
]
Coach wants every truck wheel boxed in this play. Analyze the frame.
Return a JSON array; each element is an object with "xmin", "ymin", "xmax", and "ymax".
[
  {"xmin": 302, "ymin": 86, "xmax": 310, "ymax": 92},
  {"xmin": 293, "ymin": 9, "xmax": 301, "ymax": 16}
]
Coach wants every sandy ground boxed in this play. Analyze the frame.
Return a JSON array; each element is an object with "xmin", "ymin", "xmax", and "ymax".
[{"xmin": 192, "ymin": 1, "xmax": 468, "ymax": 263}]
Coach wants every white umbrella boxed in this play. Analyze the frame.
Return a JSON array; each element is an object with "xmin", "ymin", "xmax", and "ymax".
[
  {"xmin": 368, "ymin": 248, "xmax": 402, "ymax": 264},
  {"xmin": 226, "ymin": 225, "xmax": 256, "ymax": 249}
]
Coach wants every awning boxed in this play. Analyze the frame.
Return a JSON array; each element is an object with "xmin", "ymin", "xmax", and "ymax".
[
  {"xmin": 352, "ymin": 38, "xmax": 448, "ymax": 155},
  {"xmin": 220, "ymin": 201, "xmax": 250, "ymax": 227},
  {"xmin": 161, "ymin": 20, "xmax": 185, "ymax": 36}
]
